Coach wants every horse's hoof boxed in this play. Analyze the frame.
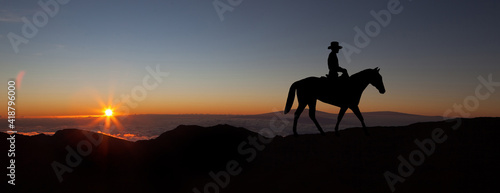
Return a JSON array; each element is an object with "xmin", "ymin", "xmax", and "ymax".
[{"xmin": 294, "ymin": 134, "xmax": 299, "ymax": 138}]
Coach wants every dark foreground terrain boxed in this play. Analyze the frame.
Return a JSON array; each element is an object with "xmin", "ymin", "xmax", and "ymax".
[{"xmin": 2, "ymin": 118, "xmax": 499, "ymax": 193}]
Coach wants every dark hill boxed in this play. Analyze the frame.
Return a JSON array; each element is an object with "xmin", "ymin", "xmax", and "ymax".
[{"xmin": 1, "ymin": 118, "xmax": 499, "ymax": 193}]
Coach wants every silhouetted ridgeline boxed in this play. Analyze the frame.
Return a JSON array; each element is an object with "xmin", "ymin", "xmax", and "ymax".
[
  {"xmin": 7, "ymin": 111, "xmax": 444, "ymax": 139},
  {"xmin": 2, "ymin": 118, "xmax": 499, "ymax": 193}
]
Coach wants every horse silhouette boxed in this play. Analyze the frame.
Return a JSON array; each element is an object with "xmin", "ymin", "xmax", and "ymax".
[{"xmin": 284, "ymin": 68, "xmax": 386, "ymax": 136}]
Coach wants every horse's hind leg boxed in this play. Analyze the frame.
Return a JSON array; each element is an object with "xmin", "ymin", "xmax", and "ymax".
[
  {"xmin": 335, "ymin": 107, "xmax": 348, "ymax": 137},
  {"xmin": 351, "ymin": 106, "xmax": 369, "ymax": 136},
  {"xmin": 308, "ymin": 100, "xmax": 325, "ymax": 135},
  {"xmin": 293, "ymin": 102, "xmax": 307, "ymax": 137}
]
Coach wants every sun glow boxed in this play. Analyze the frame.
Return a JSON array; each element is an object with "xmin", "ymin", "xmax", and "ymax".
[
  {"xmin": 85, "ymin": 90, "xmax": 126, "ymax": 131},
  {"xmin": 105, "ymin": 109, "xmax": 113, "ymax": 116}
]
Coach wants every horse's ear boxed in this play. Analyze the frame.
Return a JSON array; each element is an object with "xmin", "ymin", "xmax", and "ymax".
[{"xmin": 374, "ymin": 67, "xmax": 380, "ymax": 72}]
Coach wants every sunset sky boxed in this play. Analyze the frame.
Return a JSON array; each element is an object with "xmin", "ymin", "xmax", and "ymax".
[{"xmin": 1, "ymin": 0, "xmax": 499, "ymax": 117}]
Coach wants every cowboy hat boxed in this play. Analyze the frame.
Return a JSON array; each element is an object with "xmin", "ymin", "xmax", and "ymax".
[{"xmin": 328, "ymin": 41, "xmax": 343, "ymax": 49}]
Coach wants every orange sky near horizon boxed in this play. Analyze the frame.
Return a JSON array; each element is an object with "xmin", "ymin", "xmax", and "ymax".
[{"xmin": 4, "ymin": 81, "xmax": 499, "ymax": 118}]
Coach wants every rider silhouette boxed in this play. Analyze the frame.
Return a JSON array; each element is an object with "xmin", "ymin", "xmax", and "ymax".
[{"xmin": 327, "ymin": 41, "xmax": 348, "ymax": 80}]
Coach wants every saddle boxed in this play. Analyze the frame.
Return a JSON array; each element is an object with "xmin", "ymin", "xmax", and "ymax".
[{"xmin": 321, "ymin": 73, "xmax": 349, "ymax": 87}]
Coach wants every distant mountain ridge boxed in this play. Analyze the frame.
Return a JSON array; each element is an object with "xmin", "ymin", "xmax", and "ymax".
[
  {"xmin": 4, "ymin": 111, "xmax": 445, "ymax": 140},
  {"xmin": 2, "ymin": 117, "xmax": 499, "ymax": 193}
]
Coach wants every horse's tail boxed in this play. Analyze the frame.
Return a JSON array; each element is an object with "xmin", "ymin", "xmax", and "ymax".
[{"xmin": 284, "ymin": 81, "xmax": 298, "ymax": 114}]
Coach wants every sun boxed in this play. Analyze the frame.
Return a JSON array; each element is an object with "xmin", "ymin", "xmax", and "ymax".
[{"xmin": 104, "ymin": 109, "xmax": 113, "ymax": 116}]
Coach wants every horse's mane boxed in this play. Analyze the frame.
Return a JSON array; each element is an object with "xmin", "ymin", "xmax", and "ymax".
[{"xmin": 349, "ymin": 68, "xmax": 375, "ymax": 80}]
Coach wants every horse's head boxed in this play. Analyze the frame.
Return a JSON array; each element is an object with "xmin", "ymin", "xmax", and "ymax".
[{"xmin": 370, "ymin": 67, "xmax": 386, "ymax": 94}]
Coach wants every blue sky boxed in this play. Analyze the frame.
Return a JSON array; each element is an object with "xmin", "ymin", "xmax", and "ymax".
[{"xmin": 0, "ymin": 0, "xmax": 499, "ymax": 117}]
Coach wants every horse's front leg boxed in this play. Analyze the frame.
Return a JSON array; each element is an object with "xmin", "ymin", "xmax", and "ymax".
[
  {"xmin": 350, "ymin": 106, "xmax": 369, "ymax": 136},
  {"xmin": 335, "ymin": 107, "xmax": 348, "ymax": 136}
]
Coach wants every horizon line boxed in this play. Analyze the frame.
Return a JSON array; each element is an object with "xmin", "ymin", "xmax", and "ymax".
[{"xmin": 0, "ymin": 110, "xmax": 446, "ymax": 119}]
